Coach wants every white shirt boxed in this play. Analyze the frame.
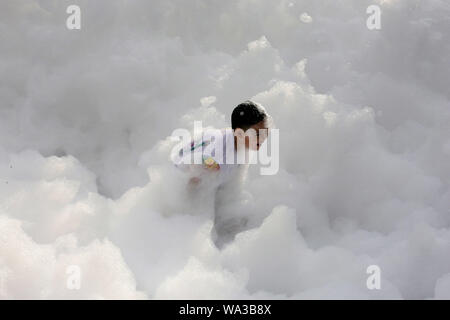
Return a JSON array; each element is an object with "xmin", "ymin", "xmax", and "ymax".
[{"xmin": 174, "ymin": 128, "xmax": 241, "ymax": 187}]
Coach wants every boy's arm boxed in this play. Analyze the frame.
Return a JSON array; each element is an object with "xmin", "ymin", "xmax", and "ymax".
[
  {"xmin": 174, "ymin": 137, "xmax": 220, "ymax": 187},
  {"xmin": 188, "ymin": 176, "xmax": 201, "ymax": 186},
  {"xmin": 186, "ymin": 157, "xmax": 220, "ymax": 187}
]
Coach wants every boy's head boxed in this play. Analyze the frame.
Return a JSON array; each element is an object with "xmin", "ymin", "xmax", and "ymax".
[{"xmin": 231, "ymin": 100, "xmax": 270, "ymax": 150}]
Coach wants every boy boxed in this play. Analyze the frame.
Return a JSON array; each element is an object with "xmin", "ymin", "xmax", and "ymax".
[{"xmin": 172, "ymin": 100, "xmax": 271, "ymax": 246}]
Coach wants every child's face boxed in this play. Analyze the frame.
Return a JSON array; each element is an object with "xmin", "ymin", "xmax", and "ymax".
[{"xmin": 245, "ymin": 120, "xmax": 269, "ymax": 151}]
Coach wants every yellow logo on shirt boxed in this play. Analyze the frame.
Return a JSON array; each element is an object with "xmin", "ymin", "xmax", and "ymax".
[{"xmin": 203, "ymin": 157, "xmax": 220, "ymax": 171}]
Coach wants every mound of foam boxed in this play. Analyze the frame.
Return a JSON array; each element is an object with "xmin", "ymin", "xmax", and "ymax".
[{"xmin": 1, "ymin": 0, "xmax": 449, "ymax": 299}]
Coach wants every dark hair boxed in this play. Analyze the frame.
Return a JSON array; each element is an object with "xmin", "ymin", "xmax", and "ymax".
[{"xmin": 231, "ymin": 100, "xmax": 267, "ymax": 130}]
